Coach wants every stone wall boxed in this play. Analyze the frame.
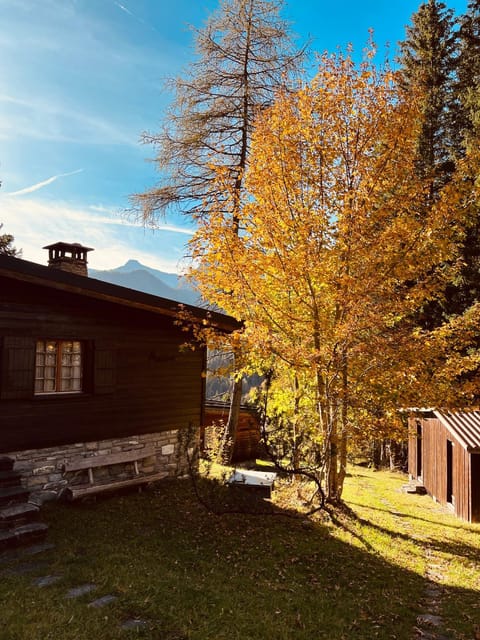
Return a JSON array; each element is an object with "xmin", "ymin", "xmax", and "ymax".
[{"xmin": 6, "ymin": 429, "xmax": 196, "ymax": 505}]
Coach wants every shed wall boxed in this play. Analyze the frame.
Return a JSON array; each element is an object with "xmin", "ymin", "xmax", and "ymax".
[
  {"xmin": 411, "ymin": 417, "xmax": 471, "ymax": 521},
  {"xmin": 203, "ymin": 405, "xmax": 261, "ymax": 461},
  {"xmin": 408, "ymin": 417, "xmax": 419, "ymax": 478}
]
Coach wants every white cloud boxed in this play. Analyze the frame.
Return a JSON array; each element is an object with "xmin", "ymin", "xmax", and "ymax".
[
  {"xmin": 0, "ymin": 93, "xmax": 139, "ymax": 147},
  {"xmin": 0, "ymin": 196, "xmax": 194, "ymax": 273},
  {"xmin": 88, "ymin": 205, "xmax": 195, "ymax": 235},
  {"xmin": 5, "ymin": 169, "xmax": 84, "ymax": 197}
]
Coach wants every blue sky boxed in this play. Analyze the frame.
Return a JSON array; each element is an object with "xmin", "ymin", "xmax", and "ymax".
[{"xmin": 0, "ymin": 0, "xmax": 468, "ymax": 272}]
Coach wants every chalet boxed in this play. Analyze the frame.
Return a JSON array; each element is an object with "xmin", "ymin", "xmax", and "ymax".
[
  {"xmin": 0, "ymin": 243, "xmax": 239, "ymax": 502},
  {"xmin": 408, "ymin": 409, "xmax": 480, "ymax": 522}
]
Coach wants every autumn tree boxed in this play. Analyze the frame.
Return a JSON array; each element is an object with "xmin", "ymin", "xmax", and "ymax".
[
  {"xmin": 132, "ymin": 0, "xmax": 304, "ymax": 461},
  {"xmin": 189, "ymin": 48, "xmax": 475, "ymax": 502}
]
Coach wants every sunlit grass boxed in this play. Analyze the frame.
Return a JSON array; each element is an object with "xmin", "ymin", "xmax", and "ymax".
[{"xmin": 0, "ymin": 465, "xmax": 478, "ymax": 639}]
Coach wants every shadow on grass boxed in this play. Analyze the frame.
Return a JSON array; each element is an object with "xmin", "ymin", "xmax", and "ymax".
[
  {"xmin": 349, "ymin": 498, "xmax": 468, "ymax": 531},
  {"xmin": 347, "ymin": 500, "xmax": 480, "ymax": 564},
  {"xmin": 0, "ymin": 477, "xmax": 478, "ymax": 640}
]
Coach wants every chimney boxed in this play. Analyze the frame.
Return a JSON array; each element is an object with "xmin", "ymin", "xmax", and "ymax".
[{"xmin": 43, "ymin": 242, "xmax": 94, "ymax": 277}]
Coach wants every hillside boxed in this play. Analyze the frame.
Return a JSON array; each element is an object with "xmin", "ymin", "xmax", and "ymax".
[{"xmin": 90, "ymin": 260, "xmax": 200, "ymax": 306}]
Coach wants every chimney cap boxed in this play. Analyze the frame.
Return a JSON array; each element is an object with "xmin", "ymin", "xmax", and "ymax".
[
  {"xmin": 43, "ymin": 242, "xmax": 94, "ymax": 277},
  {"xmin": 43, "ymin": 241, "xmax": 94, "ymax": 252}
]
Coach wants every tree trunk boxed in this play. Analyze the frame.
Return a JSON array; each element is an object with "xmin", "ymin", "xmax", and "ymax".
[
  {"xmin": 221, "ymin": 376, "xmax": 243, "ymax": 463},
  {"xmin": 337, "ymin": 430, "xmax": 348, "ymax": 498},
  {"xmin": 325, "ymin": 411, "xmax": 340, "ymax": 502}
]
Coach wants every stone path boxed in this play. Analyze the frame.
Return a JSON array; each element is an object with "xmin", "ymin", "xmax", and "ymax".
[
  {"xmin": 0, "ymin": 542, "xmax": 150, "ymax": 632},
  {"xmin": 413, "ymin": 546, "xmax": 452, "ymax": 640},
  {"xmin": 378, "ymin": 497, "xmax": 453, "ymax": 640}
]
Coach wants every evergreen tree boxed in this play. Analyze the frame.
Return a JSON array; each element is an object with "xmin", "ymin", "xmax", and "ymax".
[
  {"xmin": 456, "ymin": 0, "xmax": 480, "ymax": 152},
  {"xmin": 399, "ymin": 1, "xmax": 480, "ymax": 393},
  {"xmin": 0, "ymin": 223, "xmax": 21, "ymax": 257},
  {"xmin": 397, "ymin": 0, "xmax": 457, "ymax": 194},
  {"xmin": 449, "ymin": 0, "xmax": 480, "ymax": 312}
]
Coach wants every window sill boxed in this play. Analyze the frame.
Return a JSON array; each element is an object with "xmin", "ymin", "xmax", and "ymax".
[{"xmin": 34, "ymin": 392, "xmax": 87, "ymax": 400}]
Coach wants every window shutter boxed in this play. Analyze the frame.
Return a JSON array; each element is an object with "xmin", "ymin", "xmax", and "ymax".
[
  {"xmin": 94, "ymin": 342, "xmax": 117, "ymax": 394},
  {"xmin": 1, "ymin": 337, "xmax": 35, "ymax": 400}
]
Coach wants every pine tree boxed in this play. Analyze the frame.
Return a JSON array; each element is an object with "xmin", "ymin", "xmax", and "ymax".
[
  {"xmin": 397, "ymin": 0, "xmax": 457, "ymax": 194},
  {"xmin": 0, "ymin": 224, "xmax": 20, "ymax": 257},
  {"xmin": 449, "ymin": 0, "xmax": 480, "ymax": 312},
  {"xmin": 456, "ymin": 0, "xmax": 480, "ymax": 151}
]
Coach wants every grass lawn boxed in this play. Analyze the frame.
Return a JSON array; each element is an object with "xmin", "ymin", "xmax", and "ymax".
[{"xmin": 1, "ymin": 465, "xmax": 479, "ymax": 640}]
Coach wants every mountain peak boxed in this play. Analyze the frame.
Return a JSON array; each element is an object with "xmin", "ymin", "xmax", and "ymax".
[
  {"xmin": 89, "ymin": 259, "xmax": 199, "ymax": 305},
  {"xmin": 119, "ymin": 259, "xmax": 146, "ymax": 272}
]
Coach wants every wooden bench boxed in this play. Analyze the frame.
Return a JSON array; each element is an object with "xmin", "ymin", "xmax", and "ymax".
[{"xmin": 62, "ymin": 448, "xmax": 168, "ymax": 500}]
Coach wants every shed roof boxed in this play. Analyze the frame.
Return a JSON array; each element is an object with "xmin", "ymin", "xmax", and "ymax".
[
  {"xmin": 433, "ymin": 409, "xmax": 480, "ymax": 453},
  {"xmin": 0, "ymin": 253, "xmax": 240, "ymax": 333}
]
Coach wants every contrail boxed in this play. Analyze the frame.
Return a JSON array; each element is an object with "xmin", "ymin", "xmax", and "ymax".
[
  {"xmin": 4, "ymin": 169, "xmax": 84, "ymax": 197},
  {"xmin": 112, "ymin": 1, "xmax": 158, "ymax": 33},
  {"xmin": 114, "ymin": 2, "xmax": 133, "ymax": 16}
]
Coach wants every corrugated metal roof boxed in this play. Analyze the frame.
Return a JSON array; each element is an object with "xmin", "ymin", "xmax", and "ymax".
[{"xmin": 434, "ymin": 410, "xmax": 480, "ymax": 452}]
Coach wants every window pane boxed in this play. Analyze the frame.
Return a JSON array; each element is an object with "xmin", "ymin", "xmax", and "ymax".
[
  {"xmin": 45, "ymin": 366, "xmax": 56, "ymax": 379},
  {"xmin": 46, "ymin": 353, "xmax": 56, "ymax": 366}
]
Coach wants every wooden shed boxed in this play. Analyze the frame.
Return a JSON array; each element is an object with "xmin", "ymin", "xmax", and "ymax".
[
  {"xmin": 0, "ymin": 247, "xmax": 239, "ymax": 497},
  {"xmin": 408, "ymin": 409, "xmax": 480, "ymax": 522},
  {"xmin": 203, "ymin": 400, "xmax": 261, "ymax": 462}
]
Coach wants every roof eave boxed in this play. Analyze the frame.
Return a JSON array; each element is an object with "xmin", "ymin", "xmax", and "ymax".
[{"xmin": 0, "ymin": 254, "xmax": 241, "ymax": 333}]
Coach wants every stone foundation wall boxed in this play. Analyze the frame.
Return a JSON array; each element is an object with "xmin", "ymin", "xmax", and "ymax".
[{"xmin": 6, "ymin": 429, "xmax": 196, "ymax": 505}]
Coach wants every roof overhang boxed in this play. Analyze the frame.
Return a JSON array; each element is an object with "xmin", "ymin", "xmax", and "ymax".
[
  {"xmin": 410, "ymin": 407, "xmax": 480, "ymax": 452},
  {"xmin": 0, "ymin": 254, "xmax": 241, "ymax": 334}
]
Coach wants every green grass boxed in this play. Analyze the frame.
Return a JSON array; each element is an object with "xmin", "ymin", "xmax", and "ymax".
[{"xmin": 0, "ymin": 465, "xmax": 479, "ymax": 640}]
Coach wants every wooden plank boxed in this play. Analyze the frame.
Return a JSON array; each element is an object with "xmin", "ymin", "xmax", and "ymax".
[
  {"xmin": 63, "ymin": 447, "xmax": 156, "ymax": 472},
  {"xmin": 66, "ymin": 471, "xmax": 168, "ymax": 499},
  {"xmin": 0, "ymin": 277, "xmax": 206, "ymax": 453},
  {"xmin": 0, "ymin": 336, "xmax": 36, "ymax": 400}
]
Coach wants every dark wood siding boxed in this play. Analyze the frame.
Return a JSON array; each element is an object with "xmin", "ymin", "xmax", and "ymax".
[
  {"xmin": 203, "ymin": 404, "xmax": 261, "ymax": 462},
  {"xmin": 471, "ymin": 454, "xmax": 480, "ymax": 523},
  {"xmin": 408, "ymin": 417, "xmax": 420, "ymax": 478},
  {"xmin": 411, "ymin": 416, "xmax": 471, "ymax": 521},
  {"xmin": 0, "ymin": 277, "xmax": 205, "ymax": 453},
  {"xmin": 1, "ymin": 336, "xmax": 36, "ymax": 400}
]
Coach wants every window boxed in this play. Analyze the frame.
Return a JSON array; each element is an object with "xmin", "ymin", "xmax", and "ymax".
[{"xmin": 35, "ymin": 340, "xmax": 83, "ymax": 394}]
